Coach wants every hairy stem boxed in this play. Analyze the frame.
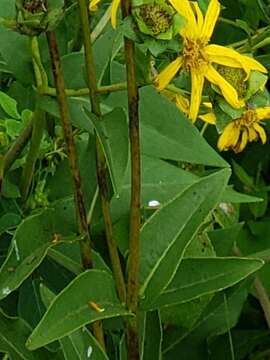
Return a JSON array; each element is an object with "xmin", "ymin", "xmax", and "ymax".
[
  {"xmin": 122, "ymin": 0, "xmax": 141, "ymax": 357},
  {"xmin": 46, "ymin": 30, "xmax": 104, "ymax": 345},
  {"xmin": 20, "ymin": 109, "xmax": 45, "ymax": 202}
]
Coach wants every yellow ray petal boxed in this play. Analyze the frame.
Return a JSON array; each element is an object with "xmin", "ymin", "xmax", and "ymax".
[
  {"xmin": 201, "ymin": 0, "xmax": 220, "ymax": 42},
  {"xmin": 205, "ymin": 44, "xmax": 267, "ymax": 77},
  {"xmin": 205, "ymin": 65, "xmax": 244, "ymax": 108},
  {"xmin": 247, "ymin": 126, "xmax": 258, "ymax": 142},
  {"xmin": 154, "ymin": 57, "xmax": 183, "ymax": 91},
  {"xmin": 253, "ymin": 123, "xmax": 267, "ymax": 144},
  {"xmin": 192, "ymin": 2, "xmax": 204, "ymax": 36},
  {"xmin": 175, "ymin": 94, "xmax": 190, "ymax": 114},
  {"xmin": 217, "ymin": 122, "xmax": 238, "ymax": 151},
  {"xmin": 111, "ymin": 0, "xmax": 121, "ymax": 28},
  {"xmin": 235, "ymin": 129, "xmax": 248, "ymax": 153},
  {"xmin": 255, "ymin": 107, "xmax": 270, "ymax": 120},
  {"xmin": 168, "ymin": 0, "xmax": 197, "ymax": 37},
  {"xmin": 189, "ymin": 71, "xmax": 204, "ymax": 122},
  {"xmin": 199, "ymin": 112, "xmax": 216, "ymax": 124},
  {"xmin": 89, "ymin": 0, "xmax": 101, "ymax": 11}
]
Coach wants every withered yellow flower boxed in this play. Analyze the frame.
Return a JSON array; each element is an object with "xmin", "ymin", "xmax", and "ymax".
[
  {"xmin": 155, "ymin": 0, "xmax": 267, "ymax": 122},
  {"xmin": 89, "ymin": 0, "xmax": 120, "ymax": 29},
  {"xmin": 218, "ymin": 108, "xmax": 270, "ymax": 153}
]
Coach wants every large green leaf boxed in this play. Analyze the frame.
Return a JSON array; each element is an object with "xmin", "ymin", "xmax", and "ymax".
[
  {"xmin": 140, "ymin": 86, "xmax": 228, "ymax": 167},
  {"xmin": 26, "ymin": 270, "xmax": 131, "ymax": 350},
  {"xmin": 140, "ymin": 311, "xmax": 162, "ymax": 360},
  {"xmin": 139, "ymin": 169, "xmax": 230, "ymax": 309},
  {"xmin": 0, "ymin": 310, "xmax": 51, "ymax": 360},
  {"xmin": 111, "ymin": 155, "xmax": 197, "ymax": 223},
  {"xmin": 163, "ymin": 280, "xmax": 252, "ymax": 359},
  {"xmin": 146, "ymin": 257, "xmax": 263, "ymax": 310},
  {"xmin": 0, "ymin": 200, "xmax": 76, "ymax": 300},
  {"xmin": 0, "ymin": 28, "xmax": 34, "ymax": 85},
  {"xmin": 40, "ymin": 284, "xmax": 109, "ymax": 360},
  {"xmin": 85, "ymin": 107, "xmax": 129, "ymax": 195}
]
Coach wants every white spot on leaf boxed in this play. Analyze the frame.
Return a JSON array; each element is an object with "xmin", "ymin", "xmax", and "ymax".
[
  {"xmin": 2, "ymin": 287, "xmax": 11, "ymax": 296},
  {"xmin": 87, "ymin": 346, "xmax": 93, "ymax": 358},
  {"xmin": 148, "ymin": 200, "xmax": 160, "ymax": 208}
]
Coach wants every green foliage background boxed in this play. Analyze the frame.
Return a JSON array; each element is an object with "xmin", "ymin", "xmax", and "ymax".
[{"xmin": 1, "ymin": 0, "xmax": 270, "ymax": 359}]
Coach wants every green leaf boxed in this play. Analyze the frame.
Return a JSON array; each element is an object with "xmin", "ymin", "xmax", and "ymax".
[
  {"xmin": 139, "ymin": 169, "xmax": 230, "ymax": 309},
  {"xmin": 0, "ymin": 28, "xmax": 34, "ymax": 85},
  {"xmin": 40, "ymin": 285, "xmax": 109, "ymax": 360},
  {"xmin": 163, "ymin": 280, "xmax": 252, "ymax": 358},
  {"xmin": 140, "ymin": 86, "xmax": 228, "ymax": 167},
  {"xmin": 111, "ymin": 155, "xmax": 197, "ymax": 223},
  {"xmin": 245, "ymin": 71, "xmax": 268, "ymax": 99},
  {"xmin": 0, "ymin": 91, "xmax": 20, "ymax": 119},
  {"xmin": 85, "ymin": 107, "xmax": 129, "ymax": 195},
  {"xmin": 60, "ymin": 328, "xmax": 109, "ymax": 360},
  {"xmin": 0, "ymin": 309, "xmax": 51, "ymax": 360},
  {"xmin": 146, "ymin": 257, "xmax": 263, "ymax": 310},
  {"xmin": 222, "ymin": 187, "xmax": 263, "ymax": 203},
  {"xmin": 208, "ymin": 223, "xmax": 243, "ymax": 256},
  {"xmin": 140, "ymin": 311, "xmax": 162, "ymax": 360},
  {"xmin": 26, "ymin": 270, "xmax": 131, "ymax": 350},
  {"xmin": 0, "ymin": 200, "xmax": 76, "ymax": 300}
]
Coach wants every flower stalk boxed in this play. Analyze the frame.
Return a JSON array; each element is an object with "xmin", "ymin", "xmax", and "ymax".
[
  {"xmin": 77, "ymin": 0, "xmax": 126, "ymax": 305},
  {"xmin": 46, "ymin": 30, "xmax": 105, "ymax": 345},
  {"xmin": 121, "ymin": 0, "xmax": 141, "ymax": 357}
]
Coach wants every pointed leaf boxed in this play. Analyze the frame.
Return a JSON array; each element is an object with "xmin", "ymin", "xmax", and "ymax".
[
  {"xmin": 0, "ymin": 310, "xmax": 51, "ymax": 360},
  {"xmin": 0, "ymin": 200, "xmax": 76, "ymax": 300},
  {"xmin": 140, "ymin": 311, "xmax": 162, "ymax": 360},
  {"xmin": 139, "ymin": 169, "xmax": 230, "ymax": 309},
  {"xmin": 146, "ymin": 257, "xmax": 263, "ymax": 310},
  {"xmin": 27, "ymin": 270, "xmax": 131, "ymax": 350},
  {"xmin": 85, "ymin": 107, "xmax": 129, "ymax": 195},
  {"xmin": 140, "ymin": 86, "xmax": 228, "ymax": 167}
]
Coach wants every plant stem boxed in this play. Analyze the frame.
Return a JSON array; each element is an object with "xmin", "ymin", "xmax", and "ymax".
[
  {"xmin": 20, "ymin": 109, "xmax": 45, "ymax": 202},
  {"xmin": 3, "ymin": 119, "xmax": 33, "ymax": 174},
  {"xmin": 44, "ymin": 82, "xmax": 128, "ymax": 97},
  {"xmin": 46, "ymin": 30, "xmax": 104, "ymax": 346},
  {"xmin": 78, "ymin": 0, "xmax": 126, "ymax": 304},
  {"xmin": 122, "ymin": 0, "xmax": 141, "ymax": 357},
  {"xmin": 91, "ymin": 4, "xmax": 112, "ymax": 43}
]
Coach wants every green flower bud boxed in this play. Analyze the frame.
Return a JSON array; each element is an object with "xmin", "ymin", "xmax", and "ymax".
[
  {"xmin": 216, "ymin": 65, "xmax": 247, "ymax": 99},
  {"xmin": 133, "ymin": 0, "xmax": 180, "ymax": 40}
]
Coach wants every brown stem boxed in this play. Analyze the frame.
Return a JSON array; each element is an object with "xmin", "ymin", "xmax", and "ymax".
[
  {"xmin": 46, "ymin": 30, "xmax": 104, "ymax": 346},
  {"xmin": 121, "ymin": 0, "xmax": 141, "ymax": 358},
  {"xmin": 78, "ymin": 0, "xmax": 126, "ymax": 304}
]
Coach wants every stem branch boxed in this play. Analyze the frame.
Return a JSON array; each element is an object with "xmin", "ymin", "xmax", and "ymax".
[
  {"xmin": 78, "ymin": 0, "xmax": 126, "ymax": 305},
  {"xmin": 46, "ymin": 30, "xmax": 104, "ymax": 345}
]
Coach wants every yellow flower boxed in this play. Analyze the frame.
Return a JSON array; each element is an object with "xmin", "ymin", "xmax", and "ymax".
[
  {"xmin": 218, "ymin": 107, "xmax": 270, "ymax": 153},
  {"xmin": 163, "ymin": 89, "xmax": 216, "ymax": 124},
  {"xmin": 154, "ymin": 0, "xmax": 267, "ymax": 122},
  {"xmin": 89, "ymin": 0, "xmax": 120, "ymax": 29}
]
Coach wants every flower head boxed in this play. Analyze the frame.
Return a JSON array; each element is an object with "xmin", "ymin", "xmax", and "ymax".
[
  {"xmin": 218, "ymin": 107, "xmax": 270, "ymax": 153},
  {"xmin": 155, "ymin": 0, "xmax": 267, "ymax": 122}
]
